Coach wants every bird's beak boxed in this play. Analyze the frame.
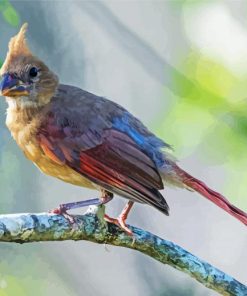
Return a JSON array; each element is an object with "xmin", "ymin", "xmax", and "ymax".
[{"xmin": 0, "ymin": 74, "xmax": 29, "ymax": 97}]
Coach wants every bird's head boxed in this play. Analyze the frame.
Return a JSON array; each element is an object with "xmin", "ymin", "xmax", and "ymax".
[{"xmin": 0, "ymin": 23, "xmax": 58, "ymax": 108}]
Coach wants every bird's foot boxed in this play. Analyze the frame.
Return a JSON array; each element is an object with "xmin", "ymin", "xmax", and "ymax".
[
  {"xmin": 49, "ymin": 205, "xmax": 75, "ymax": 224},
  {"xmin": 48, "ymin": 195, "xmax": 113, "ymax": 225},
  {"xmin": 104, "ymin": 201, "xmax": 134, "ymax": 236},
  {"xmin": 104, "ymin": 213, "xmax": 133, "ymax": 236}
]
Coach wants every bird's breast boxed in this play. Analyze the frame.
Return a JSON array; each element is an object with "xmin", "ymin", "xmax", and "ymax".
[
  {"xmin": 34, "ymin": 153, "xmax": 96, "ymax": 189},
  {"xmin": 6, "ymin": 107, "xmax": 95, "ymax": 189},
  {"xmin": 22, "ymin": 140, "xmax": 95, "ymax": 189}
]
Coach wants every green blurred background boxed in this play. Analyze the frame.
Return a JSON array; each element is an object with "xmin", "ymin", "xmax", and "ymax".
[{"xmin": 0, "ymin": 0, "xmax": 247, "ymax": 295}]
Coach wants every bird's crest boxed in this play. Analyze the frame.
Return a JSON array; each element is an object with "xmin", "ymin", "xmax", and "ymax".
[{"xmin": 0, "ymin": 23, "xmax": 32, "ymax": 75}]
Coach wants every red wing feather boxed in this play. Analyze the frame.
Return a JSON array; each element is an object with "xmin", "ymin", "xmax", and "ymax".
[
  {"xmin": 78, "ymin": 151, "xmax": 168, "ymax": 212},
  {"xmin": 38, "ymin": 128, "xmax": 169, "ymax": 214}
]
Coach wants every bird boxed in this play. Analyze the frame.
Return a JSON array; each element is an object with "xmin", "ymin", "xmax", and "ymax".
[{"xmin": 0, "ymin": 23, "xmax": 247, "ymax": 235}]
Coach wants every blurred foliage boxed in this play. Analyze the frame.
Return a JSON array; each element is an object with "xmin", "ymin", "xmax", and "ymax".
[
  {"xmin": 0, "ymin": 0, "xmax": 19, "ymax": 67},
  {"xmin": 155, "ymin": 50, "xmax": 247, "ymax": 207},
  {"xmin": 157, "ymin": 53, "xmax": 247, "ymax": 161},
  {"xmin": 0, "ymin": 0, "xmax": 19, "ymax": 27}
]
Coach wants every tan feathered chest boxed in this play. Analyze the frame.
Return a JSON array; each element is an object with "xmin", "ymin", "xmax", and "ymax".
[{"xmin": 6, "ymin": 104, "xmax": 95, "ymax": 189}]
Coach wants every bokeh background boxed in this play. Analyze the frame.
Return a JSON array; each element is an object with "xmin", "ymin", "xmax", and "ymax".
[{"xmin": 0, "ymin": 0, "xmax": 247, "ymax": 295}]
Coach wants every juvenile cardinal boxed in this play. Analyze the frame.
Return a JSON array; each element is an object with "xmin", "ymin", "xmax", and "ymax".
[{"xmin": 0, "ymin": 24, "xmax": 246, "ymax": 235}]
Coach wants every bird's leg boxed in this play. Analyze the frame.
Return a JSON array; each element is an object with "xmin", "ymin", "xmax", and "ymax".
[
  {"xmin": 49, "ymin": 189, "xmax": 113, "ymax": 223},
  {"xmin": 100, "ymin": 189, "xmax": 114, "ymax": 205},
  {"xmin": 104, "ymin": 201, "xmax": 134, "ymax": 236}
]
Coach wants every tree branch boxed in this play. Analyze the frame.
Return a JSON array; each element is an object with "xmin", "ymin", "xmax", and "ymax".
[{"xmin": 0, "ymin": 205, "xmax": 245, "ymax": 296}]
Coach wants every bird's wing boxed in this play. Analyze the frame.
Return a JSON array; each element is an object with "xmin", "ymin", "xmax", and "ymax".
[{"xmin": 37, "ymin": 87, "xmax": 169, "ymax": 214}]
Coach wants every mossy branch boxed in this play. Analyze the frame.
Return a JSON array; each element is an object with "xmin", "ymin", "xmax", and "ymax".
[{"xmin": 0, "ymin": 205, "xmax": 245, "ymax": 296}]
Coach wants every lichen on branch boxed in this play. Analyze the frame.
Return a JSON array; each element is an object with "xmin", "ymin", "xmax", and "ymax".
[{"xmin": 0, "ymin": 205, "xmax": 245, "ymax": 296}]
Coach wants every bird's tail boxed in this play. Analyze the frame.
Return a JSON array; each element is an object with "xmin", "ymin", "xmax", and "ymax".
[{"xmin": 161, "ymin": 162, "xmax": 247, "ymax": 226}]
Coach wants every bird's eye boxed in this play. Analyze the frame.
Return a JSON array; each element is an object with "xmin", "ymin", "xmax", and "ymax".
[{"xmin": 29, "ymin": 67, "xmax": 38, "ymax": 78}]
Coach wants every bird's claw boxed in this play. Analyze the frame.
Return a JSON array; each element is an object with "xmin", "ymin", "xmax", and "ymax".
[
  {"xmin": 104, "ymin": 214, "xmax": 133, "ymax": 236},
  {"xmin": 49, "ymin": 205, "xmax": 76, "ymax": 224}
]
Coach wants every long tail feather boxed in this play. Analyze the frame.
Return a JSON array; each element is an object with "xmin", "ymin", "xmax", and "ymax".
[{"xmin": 171, "ymin": 163, "xmax": 247, "ymax": 226}]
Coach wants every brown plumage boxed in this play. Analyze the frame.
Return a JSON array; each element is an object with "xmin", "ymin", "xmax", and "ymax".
[{"xmin": 1, "ymin": 24, "xmax": 247, "ymax": 235}]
